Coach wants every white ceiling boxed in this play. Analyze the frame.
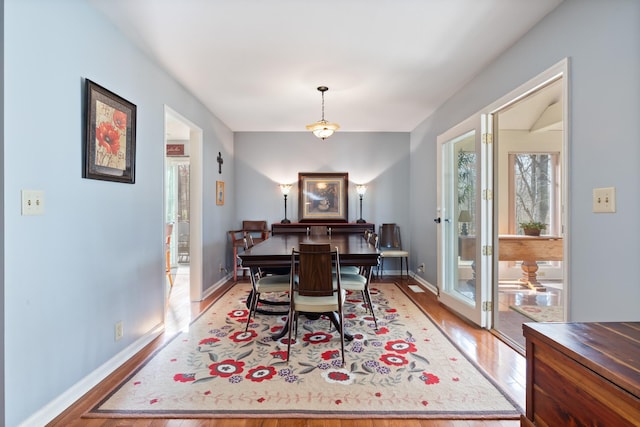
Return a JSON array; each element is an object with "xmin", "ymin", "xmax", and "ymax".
[{"xmin": 88, "ymin": 0, "xmax": 563, "ymax": 136}]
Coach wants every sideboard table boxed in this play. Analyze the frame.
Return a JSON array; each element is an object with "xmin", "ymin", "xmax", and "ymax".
[{"xmin": 271, "ymin": 222, "xmax": 374, "ymax": 235}]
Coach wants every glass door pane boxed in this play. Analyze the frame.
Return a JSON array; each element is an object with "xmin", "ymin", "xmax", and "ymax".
[{"xmin": 436, "ymin": 117, "xmax": 487, "ymax": 327}]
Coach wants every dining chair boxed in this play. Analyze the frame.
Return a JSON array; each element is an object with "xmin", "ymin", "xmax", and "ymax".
[
  {"xmin": 228, "ymin": 229, "xmax": 250, "ymax": 281},
  {"xmin": 339, "ymin": 265, "xmax": 378, "ymax": 330},
  {"xmin": 287, "ymin": 243, "xmax": 346, "ymax": 366},
  {"xmin": 378, "ymin": 223, "xmax": 409, "ymax": 277},
  {"xmin": 307, "ymin": 225, "xmax": 328, "ymax": 236},
  {"xmin": 242, "ymin": 220, "xmax": 270, "ymax": 243},
  {"xmin": 245, "ymin": 259, "xmax": 290, "ymax": 332}
]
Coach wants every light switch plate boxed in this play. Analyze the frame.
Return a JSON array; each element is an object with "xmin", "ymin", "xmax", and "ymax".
[
  {"xmin": 592, "ymin": 187, "xmax": 616, "ymax": 213},
  {"xmin": 21, "ymin": 190, "xmax": 45, "ymax": 215}
]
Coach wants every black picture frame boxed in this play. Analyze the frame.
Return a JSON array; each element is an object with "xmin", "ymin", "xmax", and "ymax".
[
  {"xmin": 83, "ymin": 79, "xmax": 137, "ymax": 183},
  {"xmin": 298, "ymin": 172, "xmax": 348, "ymax": 222}
]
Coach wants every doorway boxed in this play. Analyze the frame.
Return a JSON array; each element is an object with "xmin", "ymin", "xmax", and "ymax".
[
  {"xmin": 164, "ymin": 107, "xmax": 204, "ymax": 331},
  {"xmin": 436, "ymin": 59, "xmax": 569, "ymax": 351},
  {"xmin": 492, "ymin": 76, "xmax": 566, "ymax": 349}
]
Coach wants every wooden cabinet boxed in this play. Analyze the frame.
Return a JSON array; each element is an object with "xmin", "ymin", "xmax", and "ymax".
[
  {"xmin": 271, "ymin": 222, "xmax": 374, "ymax": 235},
  {"xmin": 522, "ymin": 322, "xmax": 640, "ymax": 427}
]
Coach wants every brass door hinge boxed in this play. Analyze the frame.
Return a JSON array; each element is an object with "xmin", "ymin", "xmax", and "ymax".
[
  {"xmin": 482, "ymin": 133, "xmax": 493, "ymax": 144},
  {"xmin": 482, "ymin": 245, "xmax": 493, "ymax": 256},
  {"xmin": 482, "ymin": 301, "xmax": 493, "ymax": 311}
]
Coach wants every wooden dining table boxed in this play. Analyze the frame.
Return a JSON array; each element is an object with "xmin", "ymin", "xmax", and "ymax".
[
  {"xmin": 238, "ymin": 233, "xmax": 380, "ymax": 271},
  {"xmin": 238, "ymin": 233, "xmax": 380, "ymax": 340}
]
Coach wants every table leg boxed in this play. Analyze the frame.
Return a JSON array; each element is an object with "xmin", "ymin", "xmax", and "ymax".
[{"xmin": 520, "ymin": 260, "xmax": 547, "ymax": 292}]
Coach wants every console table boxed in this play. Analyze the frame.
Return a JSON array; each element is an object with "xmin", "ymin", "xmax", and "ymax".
[
  {"xmin": 522, "ymin": 322, "xmax": 640, "ymax": 427},
  {"xmin": 271, "ymin": 222, "xmax": 374, "ymax": 235}
]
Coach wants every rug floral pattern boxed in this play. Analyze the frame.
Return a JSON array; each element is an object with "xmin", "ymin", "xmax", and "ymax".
[
  {"xmin": 90, "ymin": 283, "xmax": 520, "ymax": 418},
  {"xmin": 509, "ymin": 304, "xmax": 563, "ymax": 323}
]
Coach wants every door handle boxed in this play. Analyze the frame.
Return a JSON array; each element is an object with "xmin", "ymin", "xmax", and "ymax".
[{"xmin": 434, "ymin": 218, "xmax": 441, "ymax": 223}]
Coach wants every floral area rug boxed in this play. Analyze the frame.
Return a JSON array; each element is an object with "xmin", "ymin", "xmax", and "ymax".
[
  {"xmin": 509, "ymin": 304, "xmax": 563, "ymax": 322},
  {"xmin": 86, "ymin": 283, "xmax": 521, "ymax": 419}
]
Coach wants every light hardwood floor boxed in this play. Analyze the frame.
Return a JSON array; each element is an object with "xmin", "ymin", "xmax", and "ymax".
[{"xmin": 48, "ymin": 274, "xmax": 525, "ymax": 427}]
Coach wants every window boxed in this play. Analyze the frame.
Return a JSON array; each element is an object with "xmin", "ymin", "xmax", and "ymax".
[{"xmin": 509, "ymin": 152, "xmax": 560, "ymax": 235}]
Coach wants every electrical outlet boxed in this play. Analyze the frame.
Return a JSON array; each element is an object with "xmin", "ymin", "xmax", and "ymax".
[
  {"xmin": 114, "ymin": 321, "xmax": 124, "ymax": 341},
  {"xmin": 593, "ymin": 187, "xmax": 616, "ymax": 213},
  {"xmin": 21, "ymin": 190, "xmax": 45, "ymax": 215},
  {"xmin": 417, "ymin": 263, "xmax": 425, "ymax": 273}
]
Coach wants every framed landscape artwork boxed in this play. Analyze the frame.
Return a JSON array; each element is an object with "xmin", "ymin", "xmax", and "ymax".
[
  {"xmin": 83, "ymin": 79, "xmax": 137, "ymax": 183},
  {"xmin": 298, "ymin": 172, "xmax": 348, "ymax": 222}
]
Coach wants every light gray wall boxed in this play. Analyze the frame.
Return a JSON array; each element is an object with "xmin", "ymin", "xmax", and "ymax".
[
  {"xmin": 232, "ymin": 131, "xmax": 411, "ymax": 267},
  {"xmin": 0, "ymin": 0, "xmax": 5, "ymax": 424},
  {"xmin": 4, "ymin": 0, "xmax": 233, "ymax": 425},
  {"xmin": 410, "ymin": 0, "xmax": 640, "ymax": 321}
]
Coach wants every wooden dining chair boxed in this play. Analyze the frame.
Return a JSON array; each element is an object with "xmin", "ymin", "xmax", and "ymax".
[
  {"xmin": 228, "ymin": 230, "xmax": 250, "ymax": 281},
  {"xmin": 307, "ymin": 225, "xmax": 328, "ymax": 236},
  {"xmin": 287, "ymin": 243, "xmax": 346, "ymax": 366},
  {"xmin": 242, "ymin": 220, "xmax": 269, "ymax": 243}
]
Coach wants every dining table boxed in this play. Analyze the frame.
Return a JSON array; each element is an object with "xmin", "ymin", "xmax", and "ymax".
[
  {"xmin": 238, "ymin": 233, "xmax": 380, "ymax": 340},
  {"xmin": 238, "ymin": 233, "xmax": 380, "ymax": 271}
]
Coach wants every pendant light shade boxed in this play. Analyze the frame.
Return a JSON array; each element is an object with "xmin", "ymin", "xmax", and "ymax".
[{"xmin": 306, "ymin": 86, "xmax": 339, "ymax": 140}]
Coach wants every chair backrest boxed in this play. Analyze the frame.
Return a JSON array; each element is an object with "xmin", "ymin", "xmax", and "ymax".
[
  {"xmin": 244, "ymin": 232, "xmax": 255, "ymax": 249},
  {"xmin": 368, "ymin": 232, "xmax": 379, "ymax": 248},
  {"xmin": 307, "ymin": 225, "xmax": 328, "ymax": 236},
  {"xmin": 379, "ymin": 223, "xmax": 402, "ymax": 249},
  {"xmin": 242, "ymin": 220, "xmax": 269, "ymax": 241},
  {"xmin": 229, "ymin": 230, "xmax": 245, "ymax": 247},
  {"xmin": 292, "ymin": 243, "xmax": 338, "ymax": 297}
]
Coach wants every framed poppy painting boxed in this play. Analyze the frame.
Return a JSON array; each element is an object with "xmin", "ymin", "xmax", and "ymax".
[{"xmin": 83, "ymin": 79, "xmax": 137, "ymax": 183}]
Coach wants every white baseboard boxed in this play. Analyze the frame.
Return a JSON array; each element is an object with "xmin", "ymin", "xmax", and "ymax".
[
  {"xmin": 195, "ymin": 275, "xmax": 228, "ymax": 302},
  {"xmin": 409, "ymin": 273, "xmax": 438, "ymax": 295},
  {"xmin": 19, "ymin": 324, "xmax": 164, "ymax": 427}
]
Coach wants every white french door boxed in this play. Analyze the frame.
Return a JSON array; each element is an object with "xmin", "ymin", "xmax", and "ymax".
[{"xmin": 436, "ymin": 115, "xmax": 493, "ymax": 327}]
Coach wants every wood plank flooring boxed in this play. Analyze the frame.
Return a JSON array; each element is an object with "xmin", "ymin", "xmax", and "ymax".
[{"xmin": 47, "ymin": 276, "xmax": 525, "ymax": 427}]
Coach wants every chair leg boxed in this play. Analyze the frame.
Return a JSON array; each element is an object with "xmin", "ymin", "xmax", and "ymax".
[
  {"xmin": 363, "ymin": 287, "xmax": 378, "ymax": 330},
  {"xmin": 245, "ymin": 291, "xmax": 259, "ymax": 332},
  {"xmin": 338, "ymin": 309, "xmax": 345, "ymax": 367},
  {"xmin": 286, "ymin": 307, "xmax": 294, "ymax": 362}
]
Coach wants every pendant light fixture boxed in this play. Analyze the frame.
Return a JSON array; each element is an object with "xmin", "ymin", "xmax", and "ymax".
[{"xmin": 306, "ymin": 86, "xmax": 340, "ymax": 140}]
